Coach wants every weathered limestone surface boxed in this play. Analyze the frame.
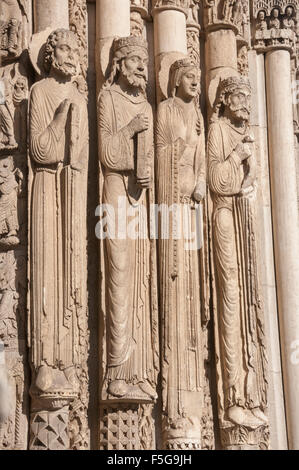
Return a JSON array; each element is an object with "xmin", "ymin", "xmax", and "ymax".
[{"xmin": 0, "ymin": 0, "xmax": 298, "ymax": 450}]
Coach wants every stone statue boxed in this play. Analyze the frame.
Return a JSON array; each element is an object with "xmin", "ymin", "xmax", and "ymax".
[
  {"xmin": 28, "ymin": 28, "xmax": 88, "ymax": 450},
  {"xmin": 0, "ymin": 156, "xmax": 21, "ymax": 247},
  {"xmin": 0, "ymin": 0, "xmax": 28, "ymax": 61},
  {"xmin": 208, "ymin": 76, "xmax": 268, "ymax": 449},
  {"xmin": 222, "ymin": 0, "xmax": 235, "ymax": 23},
  {"xmin": 205, "ymin": 0, "xmax": 219, "ymax": 24},
  {"xmin": 256, "ymin": 10, "xmax": 268, "ymax": 31},
  {"xmin": 269, "ymin": 8, "xmax": 280, "ymax": 29},
  {"xmin": 156, "ymin": 57, "xmax": 207, "ymax": 450},
  {"xmin": 98, "ymin": 36, "xmax": 158, "ymax": 402},
  {"xmin": 283, "ymin": 6, "xmax": 295, "ymax": 30}
]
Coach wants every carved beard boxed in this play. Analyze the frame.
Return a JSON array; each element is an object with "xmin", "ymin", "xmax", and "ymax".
[
  {"xmin": 120, "ymin": 62, "xmax": 147, "ymax": 94},
  {"xmin": 229, "ymin": 104, "xmax": 250, "ymax": 122},
  {"xmin": 51, "ymin": 57, "xmax": 77, "ymax": 78}
]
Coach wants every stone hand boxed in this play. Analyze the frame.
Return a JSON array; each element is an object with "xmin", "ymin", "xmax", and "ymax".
[
  {"xmin": 193, "ymin": 181, "xmax": 206, "ymax": 202},
  {"xmin": 128, "ymin": 114, "xmax": 149, "ymax": 136},
  {"xmin": 137, "ymin": 173, "xmax": 151, "ymax": 189},
  {"xmin": 235, "ymin": 142, "xmax": 252, "ymax": 161},
  {"xmin": 52, "ymin": 99, "xmax": 72, "ymax": 138},
  {"xmin": 56, "ymin": 98, "xmax": 72, "ymax": 118}
]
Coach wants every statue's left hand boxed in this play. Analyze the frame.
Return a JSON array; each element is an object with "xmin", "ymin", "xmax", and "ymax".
[
  {"xmin": 137, "ymin": 174, "xmax": 151, "ymax": 189},
  {"xmin": 193, "ymin": 181, "xmax": 206, "ymax": 202}
]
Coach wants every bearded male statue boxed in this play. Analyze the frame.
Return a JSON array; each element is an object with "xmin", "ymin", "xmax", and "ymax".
[
  {"xmin": 208, "ymin": 76, "xmax": 268, "ymax": 449},
  {"xmin": 28, "ymin": 29, "xmax": 88, "ymax": 449},
  {"xmin": 98, "ymin": 36, "xmax": 158, "ymax": 402}
]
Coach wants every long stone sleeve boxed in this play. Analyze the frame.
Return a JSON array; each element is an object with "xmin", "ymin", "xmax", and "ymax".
[
  {"xmin": 98, "ymin": 91, "xmax": 135, "ymax": 171},
  {"xmin": 208, "ymin": 123, "xmax": 243, "ymax": 196},
  {"xmin": 29, "ymin": 86, "xmax": 62, "ymax": 166}
]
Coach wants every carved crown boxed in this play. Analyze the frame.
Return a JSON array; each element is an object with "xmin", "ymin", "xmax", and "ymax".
[
  {"xmin": 170, "ymin": 57, "xmax": 196, "ymax": 73},
  {"xmin": 113, "ymin": 36, "xmax": 148, "ymax": 53},
  {"xmin": 219, "ymin": 76, "xmax": 251, "ymax": 94}
]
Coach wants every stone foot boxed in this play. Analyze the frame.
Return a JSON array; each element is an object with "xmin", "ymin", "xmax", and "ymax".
[
  {"xmin": 138, "ymin": 381, "xmax": 158, "ymax": 400},
  {"xmin": 227, "ymin": 406, "xmax": 264, "ymax": 428},
  {"xmin": 251, "ymin": 408, "xmax": 268, "ymax": 424},
  {"xmin": 108, "ymin": 380, "xmax": 129, "ymax": 398}
]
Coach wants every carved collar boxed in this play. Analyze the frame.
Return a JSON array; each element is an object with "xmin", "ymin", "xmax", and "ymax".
[{"xmin": 110, "ymin": 83, "xmax": 147, "ymax": 104}]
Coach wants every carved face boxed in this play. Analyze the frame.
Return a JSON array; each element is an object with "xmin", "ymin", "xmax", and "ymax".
[
  {"xmin": 0, "ymin": 156, "xmax": 13, "ymax": 180},
  {"xmin": 258, "ymin": 11, "xmax": 265, "ymax": 21},
  {"xmin": 51, "ymin": 36, "xmax": 79, "ymax": 78},
  {"xmin": 286, "ymin": 7, "xmax": 293, "ymax": 18},
  {"xmin": 120, "ymin": 47, "xmax": 148, "ymax": 90},
  {"xmin": 226, "ymin": 87, "xmax": 251, "ymax": 122},
  {"xmin": 176, "ymin": 67, "xmax": 200, "ymax": 100},
  {"xmin": 272, "ymin": 8, "xmax": 279, "ymax": 18}
]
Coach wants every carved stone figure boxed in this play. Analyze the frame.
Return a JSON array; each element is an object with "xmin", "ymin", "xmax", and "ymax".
[
  {"xmin": 269, "ymin": 8, "xmax": 281, "ymax": 30},
  {"xmin": 283, "ymin": 6, "xmax": 295, "ymax": 30},
  {"xmin": 0, "ymin": 156, "xmax": 21, "ymax": 247},
  {"xmin": 256, "ymin": 10, "xmax": 268, "ymax": 31},
  {"xmin": 28, "ymin": 29, "xmax": 88, "ymax": 450},
  {"xmin": 156, "ymin": 58, "xmax": 206, "ymax": 449},
  {"xmin": 208, "ymin": 76, "xmax": 268, "ymax": 449},
  {"xmin": 0, "ymin": 0, "xmax": 28, "ymax": 61},
  {"xmin": 205, "ymin": 1, "xmax": 219, "ymax": 24},
  {"xmin": 222, "ymin": 0, "xmax": 235, "ymax": 22},
  {"xmin": 130, "ymin": 11, "xmax": 144, "ymax": 37},
  {"xmin": 98, "ymin": 36, "xmax": 158, "ymax": 403}
]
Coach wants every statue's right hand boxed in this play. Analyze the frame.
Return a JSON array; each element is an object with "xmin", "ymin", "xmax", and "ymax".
[
  {"xmin": 235, "ymin": 142, "xmax": 252, "ymax": 161},
  {"xmin": 57, "ymin": 99, "xmax": 72, "ymax": 116},
  {"xmin": 129, "ymin": 114, "xmax": 149, "ymax": 135}
]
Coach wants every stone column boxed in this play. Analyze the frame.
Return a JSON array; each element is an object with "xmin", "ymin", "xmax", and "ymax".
[
  {"xmin": 265, "ymin": 48, "xmax": 299, "ymax": 450},
  {"xmin": 95, "ymin": 0, "xmax": 130, "ymax": 91},
  {"xmin": 33, "ymin": 0, "xmax": 69, "ymax": 32},
  {"xmin": 248, "ymin": 50, "xmax": 287, "ymax": 450},
  {"xmin": 152, "ymin": 1, "xmax": 188, "ymax": 104}
]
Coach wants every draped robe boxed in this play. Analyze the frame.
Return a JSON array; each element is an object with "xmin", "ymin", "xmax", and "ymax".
[
  {"xmin": 29, "ymin": 78, "xmax": 88, "ymax": 373},
  {"xmin": 98, "ymin": 84, "xmax": 158, "ymax": 392},
  {"xmin": 156, "ymin": 97, "xmax": 207, "ymax": 438},
  {"xmin": 208, "ymin": 119, "xmax": 267, "ymax": 421}
]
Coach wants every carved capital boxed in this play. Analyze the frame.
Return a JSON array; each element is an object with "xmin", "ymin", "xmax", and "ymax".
[
  {"xmin": 130, "ymin": 0, "xmax": 150, "ymax": 18},
  {"xmin": 152, "ymin": 0, "xmax": 191, "ymax": 18},
  {"xmin": 253, "ymin": 1, "xmax": 298, "ymax": 54},
  {"xmin": 204, "ymin": 0, "xmax": 249, "ymax": 39}
]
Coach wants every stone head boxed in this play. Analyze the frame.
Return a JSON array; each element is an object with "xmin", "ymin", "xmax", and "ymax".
[
  {"xmin": 272, "ymin": 8, "xmax": 279, "ymax": 18},
  {"xmin": 286, "ymin": 6, "xmax": 294, "ymax": 18},
  {"xmin": 44, "ymin": 29, "xmax": 79, "ymax": 78},
  {"xmin": 258, "ymin": 10, "xmax": 266, "ymax": 21},
  {"xmin": 0, "ymin": 156, "xmax": 14, "ymax": 180},
  {"xmin": 169, "ymin": 58, "xmax": 200, "ymax": 101},
  {"xmin": 108, "ymin": 36, "xmax": 149, "ymax": 93},
  {"xmin": 214, "ymin": 76, "xmax": 251, "ymax": 123}
]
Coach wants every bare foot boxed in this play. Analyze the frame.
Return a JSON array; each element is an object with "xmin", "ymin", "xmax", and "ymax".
[
  {"xmin": 251, "ymin": 408, "xmax": 268, "ymax": 424},
  {"xmin": 108, "ymin": 380, "xmax": 129, "ymax": 398},
  {"xmin": 227, "ymin": 405, "xmax": 264, "ymax": 428}
]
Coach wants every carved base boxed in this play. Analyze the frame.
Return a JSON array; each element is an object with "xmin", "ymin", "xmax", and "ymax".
[
  {"xmin": 162, "ymin": 416, "xmax": 202, "ymax": 450},
  {"xmin": 100, "ymin": 404, "xmax": 141, "ymax": 450},
  {"xmin": 29, "ymin": 407, "xmax": 70, "ymax": 450},
  {"xmin": 100, "ymin": 403, "xmax": 155, "ymax": 450}
]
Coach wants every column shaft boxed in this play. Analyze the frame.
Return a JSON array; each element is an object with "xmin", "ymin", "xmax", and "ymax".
[
  {"xmin": 249, "ymin": 50, "xmax": 288, "ymax": 450},
  {"xmin": 34, "ymin": 0, "xmax": 69, "ymax": 32},
  {"xmin": 265, "ymin": 49, "xmax": 299, "ymax": 450}
]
